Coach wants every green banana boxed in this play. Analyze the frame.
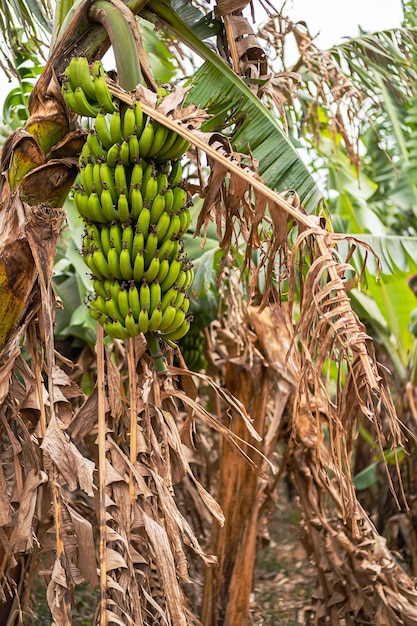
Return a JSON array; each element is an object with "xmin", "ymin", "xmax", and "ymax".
[
  {"xmin": 162, "ymin": 318, "xmax": 191, "ymax": 342},
  {"xmin": 156, "ymin": 257, "xmax": 170, "ymax": 283},
  {"xmin": 164, "ymin": 214, "xmax": 182, "ymax": 241},
  {"xmin": 144, "ymin": 229, "xmax": 158, "ymax": 266},
  {"xmin": 160, "ymin": 257, "xmax": 182, "ymax": 292},
  {"xmin": 142, "ymin": 172, "xmax": 159, "ymax": 205},
  {"xmin": 122, "ymin": 104, "xmax": 137, "ymax": 140},
  {"xmin": 99, "ymin": 163, "xmax": 118, "ymax": 203},
  {"xmin": 118, "ymin": 285, "xmax": 130, "ymax": 318},
  {"xmin": 87, "ymin": 131, "xmax": 107, "ymax": 160},
  {"xmin": 93, "ymin": 162, "xmax": 104, "ymax": 197},
  {"xmin": 138, "ymin": 308, "xmax": 149, "ymax": 333},
  {"xmin": 157, "ymin": 134, "xmax": 190, "ymax": 162},
  {"xmin": 120, "ymin": 243, "xmax": 133, "ymax": 280},
  {"xmin": 155, "ymin": 211, "xmax": 171, "ymax": 242},
  {"xmin": 73, "ymin": 86, "xmax": 101, "ymax": 117},
  {"xmin": 132, "ymin": 227, "xmax": 145, "ymax": 258},
  {"xmin": 109, "ymin": 278, "xmax": 121, "ymax": 304},
  {"xmin": 93, "ymin": 61, "xmax": 116, "ymax": 114},
  {"xmin": 163, "ymin": 307, "xmax": 186, "ymax": 335},
  {"xmin": 148, "ymin": 305, "xmax": 163, "ymax": 332},
  {"xmin": 133, "ymin": 250, "xmax": 145, "ymax": 282},
  {"xmin": 74, "ymin": 189, "xmax": 92, "ymax": 220},
  {"xmin": 103, "ymin": 319, "xmax": 130, "ymax": 340},
  {"xmin": 107, "ymin": 245, "xmax": 124, "ymax": 280},
  {"xmin": 109, "ymin": 222, "xmax": 122, "ymax": 255},
  {"xmin": 139, "ymin": 281, "xmax": 150, "ymax": 311},
  {"xmin": 138, "ymin": 122, "xmax": 154, "ymax": 157},
  {"xmin": 130, "ymin": 160, "xmax": 144, "ymax": 188},
  {"xmin": 179, "ymin": 207, "xmax": 191, "ymax": 233},
  {"xmin": 101, "ymin": 186, "xmax": 119, "ymax": 221},
  {"xmin": 129, "ymin": 134, "xmax": 140, "ymax": 162},
  {"xmin": 157, "ymin": 171, "xmax": 169, "ymax": 194},
  {"xmin": 75, "ymin": 57, "xmax": 98, "ymax": 103},
  {"xmin": 150, "ymin": 193, "xmax": 166, "ymax": 224},
  {"xmin": 171, "ymin": 186, "xmax": 188, "ymax": 214},
  {"xmin": 64, "ymin": 58, "xmax": 80, "ymax": 91},
  {"xmin": 80, "ymin": 160, "xmax": 94, "ymax": 195},
  {"xmin": 119, "ymin": 141, "xmax": 130, "ymax": 167},
  {"xmin": 168, "ymin": 160, "xmax": 183, "ymax": 187},
  {"xmin": 144, "ymin": 255, "xmax": 160, "ymax": 283},
  {"xmin": 122, "ymin": 223, "xmax": 134, "ymax": 257},
  {"xmin": 88, "ymin": 190, "xmax": 106, "ymax": 223},
  {"xmin": 158, "ymin": 237, "xmax": 178, "ymax": 262},
  {"xmin": 90, "ymin": 294, "xmax": 107, "ymax": 316},
  {"xmin": 114, "ymin": 162, "xmax": 128, "ymax": 194},
  {"xmin": 159, "ymin": 303, "xmax": 177, "ymax": 331},
  {"xmin": 128, "ymin": 282, "xmax": 140, "ymax": 314},
  {"xmin": 130, "ymin": 185, "xmax": 143, "ymax": 221},
  {"xmin": 117, "ymin": 192, "xmax": 130, "ymax": 223},
  {"xmin": 161, "ymin": 286, "xmax": 178, "ymax": 311},
  {"xmin": 106, "ymin": 143, "xmax": 121, "ymax": 168},
  {"xmin": 133, "ymin": 99, "xmax": 144, "ymax": 132},
  {"xmin": 125, "ymin": 311, "xmax": 139, "ymax": 337},
  {"xmin": 93, "ymin": 248, "xmax": 112, "ymax": 279},
  {"xmin": 110, "ymin": 109, "xmax": 123, "ymax": 144},
  {"xmin": 147, "ymin": 122, "xmax": 169, "ymax": 158},
  {"xmin": 149, "ymin": 280, "xmax": 162, "ymax": 313},
  {"xmin": 95, "ymin": 111, "xmax": 114, "ymax": 150},
  {"xmin": 138, "ymin": 206, "xmax": 151, "ymax": 237},
  {"xmin": 93, "ymin": 278, "xmax": 108, "ymax": 300},
  {"xmin": 100, "ymin": 225, "xmax": 111, "ymax": 256}
]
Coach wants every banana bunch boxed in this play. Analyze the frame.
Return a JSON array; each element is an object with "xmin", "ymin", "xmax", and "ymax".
[
  {"xmin": 64, "ymin": 57, "xmax": 194, "ymax": 344},
  {"xmin": 62, "ymin": 58, "xmax": 116, "ymax": 117},
  {"xmin": 177, "ymin": 330, "xmax": 207, "ymax": 372}
]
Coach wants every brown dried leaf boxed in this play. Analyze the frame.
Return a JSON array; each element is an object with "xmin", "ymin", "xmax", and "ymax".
[
  {"xmin": 41, "ymin": 417, "xmax": 95, "ymax": 496},
  {"xmin": 14, "ymin": 469, "xmax": 47, "ymax": 552}
]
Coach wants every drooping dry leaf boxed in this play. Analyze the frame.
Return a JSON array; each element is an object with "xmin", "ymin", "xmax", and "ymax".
[{"xmin": 41, "ymin": 417, "xmax": 95, "ymax": 495}]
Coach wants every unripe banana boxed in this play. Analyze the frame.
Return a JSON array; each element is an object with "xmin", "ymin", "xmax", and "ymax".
[
  {"xmin": 160, "ymin": 257, "xmax": 182, "ymax": 292},
  {"xmin": 80, "ymin": 159, "xmax": 94, "ymax": 196},
  {"xmin": 143, "ymin": 255, "xmax": 160, "ymax": 283},
  {"xmin": 73, "ymin": 86, "xmax": 101, "ymax": 117},
  {"xmin": 163, "ymin": 318, "xmax": 191, "ymax": 342},
  {"xmin": 138, "ymin": 206, "xmax": 151, "ymax": 237},
  {"xmin": 133, "ymin": 99, "xmax": 144, "ymax": 132},
  {"xmin": 99, "ymin": 162, "xmax": 118, "ymax": 203},
  {"xmin": 130, "ymin": 185, "xmax": 143, "ymax": 221},
  {"xmin": 156, "ymin": 257, "xmax": 170, "ymax": 283},
  {"xmin": 95, "ymin": 112, "xmax": 114, "ymax": 150},
  {"xmin": 138, "ymin": 122, "xmax": 154, "ymax": 157},
  {"xmin": 120, "ymin": 242, "xmax": 133, "ymax": 280},
  {"xmin": 159, "ymin": 303, "xmax": 177, "ymax": 331},
  {"xmin": 142, "ymin": 173, "xmax": 159, "ymax": 205},
  {"xmin": 118, "ymin": 285, "xmax": 130, "ymax": 318},
  {"xmin": 101, "ymin": 186, "xmax": 119, "ymax": 221},
  {"xmin": 155, "ymin": 211, "xmax": 171, "ymax": 242},
  {"xmin": 93, "ymin": 161, "xmax": 104, "ymax": 197},
  {"xmin": 105, "ymin": 294, "xmax": 125, "ymax": 324},
  {"xmin": 164, "ymin": 214, "xmax": 182, "ymax": 242},
  {"xmin": 109, "ymin": 221, "xmax": 123, "ymax": 256},
  {"xmin": 171, "ymin": 186, "xmax": 188, "ymax": 214},
  {"xmin": 132, "ymin": 227, "xmax": 145, "ymax": 258},
  {"xmin": 161, "ymin": 286, "xmax": 178, "ymax": 311},
  {"xmin": 107, "ymin": 245, "xmax": 124, "ymax": 280},
  {"xmin": 93, "ymin": 63, "xmax": 116, "ymax": 114},
  {"xmin": 88, "ymin": 190, "xmax": 106, "ymax": 223},
  {"xmin": 64, "ymin": 58, "xmax": 80, "ymax": 91},
  {"xmin": 133, "ymin": 250, "xmax": 145, "ymax": 282},
  {"xmin": 164, "ymin": 188, "xmax": 174, "ymax": 214},
  {"xmin": 144, "ymin": 229, "xmax": 158, "ymax": 266},
  {"xmin": 141, "ymin": 161, "xmax": 154, "ymax": 192},
  {"xmin": 115, "ymin": 162, "xmax": 128, "ymax": 195},
  {"xmin": 163, "ymin": 307, "xmax": 186, "ymax": 335},
  {"xmin": 117, "ymin": 192, "xmax": 130, "ymax": 223},
  {"xmin": 122, "ymin": 223, "xmax": 134, "ymax": 257},
  {"xmin": 148, "ymin": 305, "xmax": 163, "ymax": 332},
  {"xmin": 156, "ymin": 130, "xmax": 178, "ymax": 162},
  {"xmin": 83, "ymin": 250, "xmax": 101, "ymax": 277},
  {"xmin": 75, "ymin": 189, "xmax": 92, "ymax": 219},
  {"xmin": 139, "ymin": 281, "xmax": 151, "ymax": 311},
  {"xmin": 93, "ymin": 248, "xmax": 112, "ymax": 279},
  {"xmin": 125, "ymin": 311, "xmax": 140, "ymax": 337},
  {"xmin": 157, "ymin": 172, "xmax": 169, "ymax": 194},
  {"xmin": 100, "ymin": 225, "xmax": 111, "ymax": 257},
  {"xmin": 138, "ymin": 308, "xmax": 149, "ymax": 333},
  {"xmin": 128, "ymin": 282, "xmax": 140, "ymax": 314},
  {"xmin": 109, "ymin": 109, "xmax": 123, "ymax": 144},
  {"xmin": 119, "ymin": 141, "xmax": 130, "ymax": 167},
  {"xmin": 129, "ymin": 134, "xmax": 140, "ymax": 162},
  {"xmin": 149, "ymin": 280, "xmax": 162, "ymax": 313},
  {"xmin": 122, "ymin": 105, "xmax": 137, "ymax": 140},
  {"xmin": 87, "ymin": 131, "xmax": 107, "ymax": 160},
  {"xmin": 157, "ymin": 135, "xmax": 190, "ymax": 161},
  {"xmin": 150, "ymin": 193, "xmax": 166, "ymax": 224},
  {"xmin": 90, "ymin": 294, "xmax": 108, "ymax": 316},
  {"xmin": 168, "ymin": 160, "xmax": 183, "ymax": 187},
  {"xmin": 89, "ymin": 306, "xmax": 106, "ymax": 324},
  {"xmin": 158, "ymin": 237, "xmax": 178, "ymax": 262},
  {"xmin": 109, "ymin": 278, "xmax": 121, "ymax": 304},
  {"xmin": 147, "ymin": 122, "xmax": 169, "ymax": 158},
  {"xmin": 130, "ymin": 160, "xmax": 143, "ymax": 188},
  {"xmin": 179, "ymin": 207, "xmax": 191, "ymax": 233},
  {"xmin": 93, "ymin": 278, "xmax": 108, "ymax": 300},
  {"xmin": 104, "ymin": 319, "xmax": 130, "ymax": 340},
  {"xmin": 106, "ymin": 143, "xmax": 121, "ymax": 168}
]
